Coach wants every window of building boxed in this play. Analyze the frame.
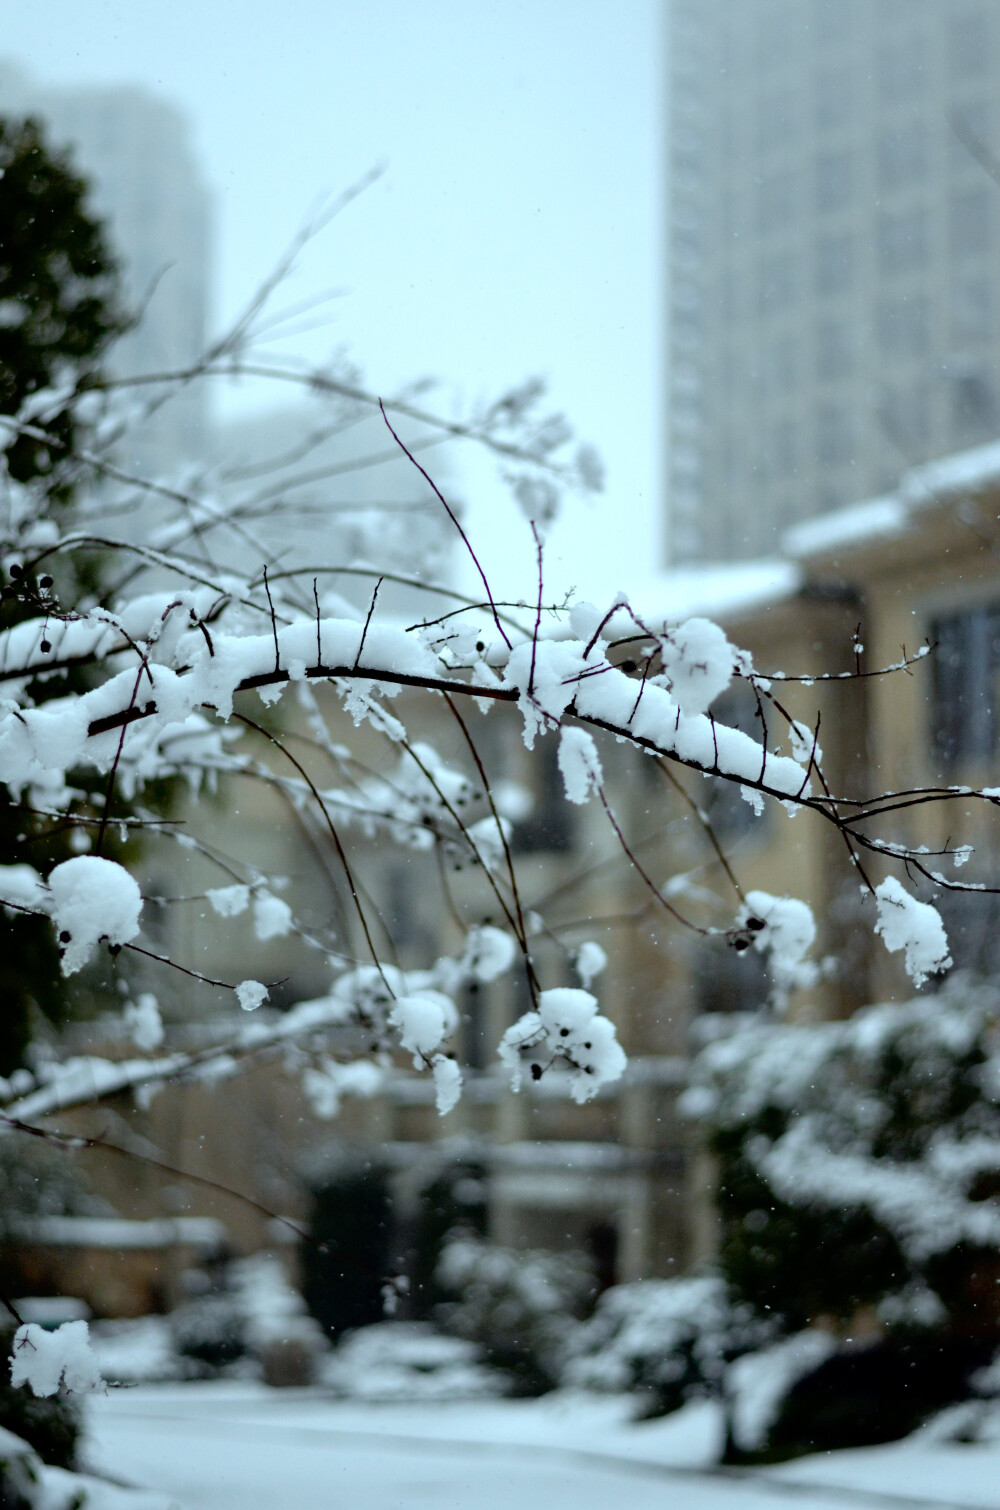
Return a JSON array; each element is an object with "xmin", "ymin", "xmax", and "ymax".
[
  {"xmin": 951, "ymin": 277, "xmax": 992, "ymax": 341},
  {"xmin": 877, "ymin": 294, "xmax": 930, "ymax": 357},
  {"xmin": 877, "ymin": 36, "xmax": 926, "ymax": 103},
  {"xmin": 757, "ymin": 89, "xmax": 797, "ymax": 154},
  {"xmin": 769, "ymin": 417, "xmax": 797, "ymax": 476},
  {"xmin": 949, "ymin": 7, "xmax": 991, "ymax": 78},
  {"xmin": 757, "ymin": 169, "xmax": 796, "ymax": 234},
  {"xmin": 951, "ymin": 188, "xmax": 992, "ymax": 260},
  {"xmin": 952, "ymin": 369, "xmax": 997, "ymax": 439},
  {"xmin": 816, "ymin": 149, "xmax": 854, "ymax": 213},
  {"xmin": 879, "ymin": 382, "xmax": 930, "ymax": 452},
  {"xmin": 816, "ymin": 319, "xmax": 854, "ymax": 382},
  {"xmin": 878, "ymin": 207, "xmax": 929, "ymax": 272},
  {"xmin": 511, "ymin": 737, "xmax": 573, "ymax": 854},
  {"xmin": 816, "ymin": 233, "xmax": 854, "ymax": 296},
  {"xmin": 762, "ymin": 334, "xmax": 797, "ymax": 396},
  {"xmin": 692, "ymin": 938, "xmax": 769, "ymax": 1014},
  {"xmin": 814, "ymin": 0, "xmax": 855, "ymax": 46},
  {"xmin": 931, "ymin": 604, "xmax": 1000, "ymax": 766},
  {"xmin": 878, "ymin": 124, "xmax": 927, "ymax": 192},
  {"xmin": 816, "ymin": 404, "xmax": 854, "ymax": 467},
  {"xmin": 757, "ymin": 254, "xmax": 797, "ymax": 314},
  {"xmin": 815, "ymin": 65, "xmax": 852, "ymax": 131}
]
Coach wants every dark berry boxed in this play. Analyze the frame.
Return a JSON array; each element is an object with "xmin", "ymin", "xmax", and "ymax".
[
  {"xmin": 58, "ymin": 930, "xmax": 71, "ymax": 943},
  {"xmin": 39, "ymin": 640, "xmax": 51, "ymax": 653}
]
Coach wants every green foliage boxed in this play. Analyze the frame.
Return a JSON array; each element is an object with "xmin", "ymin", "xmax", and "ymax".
[
  {"xmin": 0, "ymin": 115, "xmax": 120, "ymax": 493},
  {"xmin": 0, "ymin": 115, "xmax": 124, "ymax": 1072}
]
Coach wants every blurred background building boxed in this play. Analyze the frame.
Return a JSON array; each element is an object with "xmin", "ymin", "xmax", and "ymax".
[
  {"xmin": 0, "ymin": 58, "xmax": 212, "ymax": 477},
  {"xmin": 667, "ymin": 0, "xmax": 1000, "ymax": 563}
]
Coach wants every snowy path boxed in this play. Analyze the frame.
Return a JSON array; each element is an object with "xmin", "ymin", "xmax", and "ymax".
[{"xmin": 85, "ymin": 1384, "xmax": 1000, "ymax": 1510}]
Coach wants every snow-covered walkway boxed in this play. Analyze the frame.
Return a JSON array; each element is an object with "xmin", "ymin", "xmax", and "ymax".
[{"xmin": 84, "ymin": 1383, "xmax": 1000, "ymax": 1510}]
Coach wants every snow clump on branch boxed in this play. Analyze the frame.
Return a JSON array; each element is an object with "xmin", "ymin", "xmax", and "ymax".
[
  {"xmin": 872, "ymin": 876, "xmax": 952, "ymax": 988},
  {"xmin": 499, "ymin": 987, "xmax": 626, "ymax": 1103},
  {"xmin": 736, "ymin": 890, "xmax": 818, "ymax": 1010},
  {"xmin": 10, "ymin": 1320, "xmax": 103, "ymax": 1396},
  {"xmin": 48, "ymin": 855, "xmax": 142, "ymax": 975}
]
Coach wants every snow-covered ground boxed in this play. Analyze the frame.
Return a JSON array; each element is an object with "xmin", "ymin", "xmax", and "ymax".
[{"xmin": 85, "ymin": 1382, "xmax": 1000, "ymax": 1510}]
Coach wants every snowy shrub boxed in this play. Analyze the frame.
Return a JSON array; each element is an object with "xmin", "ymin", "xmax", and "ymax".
[
  {"xmin": 562, "ymin": 1274, "xmax": 776, "ymax": 1417},
  {"xmin": 676, "ymin": 976, "xmax": 1000, "ymax": 1454},
  {"xmin": 0, "ymin": 1325, "xmax": 81, "ymax": 1471},
  {"xmin": 168, "ymin": 1287, "xmax": 247, "ymax": 1372},
  {"xmin": 322, "ymin": 1321, "xmax": 504, "ymax": 1401},
  {"xmin": 684, "ymin": 977, "xmax": 1000, "ymax": 1331},
  {"xmin": 436, "ymin": 1235, "xmax": 596, "ymax": 1395}
]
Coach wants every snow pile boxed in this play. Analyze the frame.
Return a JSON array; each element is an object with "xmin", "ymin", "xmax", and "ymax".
[
  {"xmin": 873, "ymin": 877, "xmax": 952, "ymax": 987},
  {"xmin": 9, "ymin": 1319, "xmax": 103, "ymax": 1396},
  {"xmin": 321, "ymin": 1322, "xmax": 505, "ymax": 1402},
  {"xmin": 498, "ymin": 987, "xmax": 627, "ymax": 1102},
  {"xmin": 47, "ymin": 856, "xmax": 142, "ymax": 975}
]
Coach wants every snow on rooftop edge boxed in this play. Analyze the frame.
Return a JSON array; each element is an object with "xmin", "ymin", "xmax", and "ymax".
[
  {"xmin": 785, "ymin": 437, "xmax": 1000, "ymax": 561},
  {"xmin": 783, "ymin": 496, "xmax": 906, "ymax": 559},
  {"xmin": 618, "ymin": 560, "xmax": 800, "ymax": 626}
]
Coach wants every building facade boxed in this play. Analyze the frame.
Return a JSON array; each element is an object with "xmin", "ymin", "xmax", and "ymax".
[{"xmin": 667, "ymin": 0, "xmax": 1000, "ymax": 563}]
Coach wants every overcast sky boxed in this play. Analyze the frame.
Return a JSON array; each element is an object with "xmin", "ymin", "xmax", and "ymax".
[{"xmin": 2, "ymin": 1, "xmax": 664, "ymax": 601}]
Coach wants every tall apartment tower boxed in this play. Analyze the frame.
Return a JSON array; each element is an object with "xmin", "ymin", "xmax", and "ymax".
[
  {"xmin": 667, "ymin": 0, "xmax": 1000, "ymax": 563},
  {"xmin": 1, "ymin": 61, "xmax": 211, "ymax": 477}
]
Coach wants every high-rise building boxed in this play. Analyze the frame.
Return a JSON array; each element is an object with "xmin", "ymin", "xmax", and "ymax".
[
  {"xmin": 667, "ymin": 0, "xmax": 1000, "ymax": 563},
  {"xmin": 1, "ymin": 60, "xmax": 211, "ymax": 478}
]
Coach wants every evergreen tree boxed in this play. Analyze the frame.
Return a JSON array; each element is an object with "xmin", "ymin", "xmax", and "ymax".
[{"xmin": 0, "ymin": 114, "xmax": 122, "ymax": 1070}]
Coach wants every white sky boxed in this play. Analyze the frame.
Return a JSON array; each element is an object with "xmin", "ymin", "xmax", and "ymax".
[{"xmin": 2, "ymin": 1, "xmax": 665, "ymax": 603}]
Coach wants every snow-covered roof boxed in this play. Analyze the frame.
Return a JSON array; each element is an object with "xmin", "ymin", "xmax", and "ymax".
[
  {"xmin": 785, "ymin": 438, "xmax": 1000, "ymax": 562},
  {"xmin": 902, "ymin": 437, "xmax": 1000, "ymax": 503},
  {"xmin": 783, "ymin": 497, "xmax": 906, "ymax": 559},
  {"xmin": 616, "ymin": 559, "xmax": 801, "ymax": 627},
  {"xmin": 10, "ymin": 1216, "xmax": 227, "ymax": 1249}
]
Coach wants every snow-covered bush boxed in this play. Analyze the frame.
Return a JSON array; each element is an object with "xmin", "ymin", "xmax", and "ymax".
[
  {"xmin": 562, "ymin": 1274, "xmax": 776, "ymax": 1418},
  {"xmin": 0, "ymin": 1323, "xmax": 82, "ymax": 1472},
  {"xmin": 675, "ymin": 977, "xmax": 1000, "ymax": 1455},
  {"xmin": 436, "ymin": 1235, "xmax": 596, "ymax": 1394},
  {"xmin": 168, "ymin": 1287, "xmax": 247, "ymax": 1373},
  {"xmin": 685, "ymin": 977, "xmax": 1000, "ymax": 1331},
  {"xmin": 322, "ymin": 1321, "xmax": 504, "ymax": 1401}
]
